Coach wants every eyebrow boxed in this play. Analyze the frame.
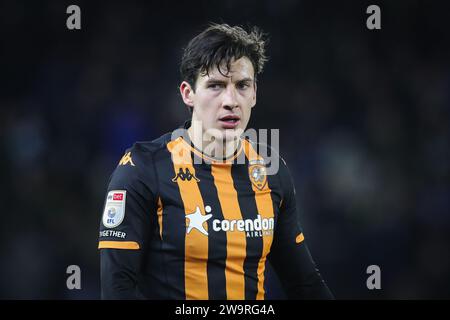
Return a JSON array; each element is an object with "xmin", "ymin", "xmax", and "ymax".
[{"xmin": 205, "ymin": 77, "xmax": 254, "ymax": 84}]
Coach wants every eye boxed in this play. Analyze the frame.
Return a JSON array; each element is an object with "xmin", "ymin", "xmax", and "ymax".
[
  {"xmin": 237, "ymin": 82, "xmax": 251, "ymax": 90},
  {"xmin": 207, "ymin": 83, "xmax": 225, "ymax": 90}
]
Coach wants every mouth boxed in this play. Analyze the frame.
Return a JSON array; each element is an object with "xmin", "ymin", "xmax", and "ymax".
[{"xmin": 218, "ymin": 114, "xmax": 241, "ymax": 129}]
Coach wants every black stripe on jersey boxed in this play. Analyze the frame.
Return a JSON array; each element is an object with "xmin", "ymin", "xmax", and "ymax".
[
  {"xmin": 157, "ymin": 149, "xmax": 186, "ymax": 299},
  {"xmin": 266, "ymin": 171, "xmax": 282, "ymax": 226},
  {"xmin": 194, "ymin": 161, "xmax": 228, "ymax": 300},
  {"xmin": 231, "ymin": 159, "xmax": 263, "ymax": 300},
  {"xmin": 264, "ymin": 168, "xmax": 283, "ymax": 297}
]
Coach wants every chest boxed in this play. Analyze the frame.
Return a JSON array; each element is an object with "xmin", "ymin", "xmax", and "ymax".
[{"xmin": 155, "ymin": 162, "xmax": 282, "ymax": 260}]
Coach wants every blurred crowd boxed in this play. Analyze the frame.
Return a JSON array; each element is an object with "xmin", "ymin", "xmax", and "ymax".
[{"xmin": 0, "ymin": 0, "xmax": 449, "ymax": 299}]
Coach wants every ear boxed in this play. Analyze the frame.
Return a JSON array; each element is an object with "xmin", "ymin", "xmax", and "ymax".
[
  {"xmin": 251, "ymin": 82, "xmax": 257, "ymax": 108},
  {"xmin": 180, "ymin": 81, "xmax": 195, "ymax": 107}
]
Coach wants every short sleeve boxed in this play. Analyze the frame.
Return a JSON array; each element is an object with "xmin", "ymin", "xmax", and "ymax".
[
  {"xmin": 275, "ymin": 157, "xmax": 304, "ymax": 243},
  {"xmin": 98, "ymin": 144, "xmax": 157, "ymax": 250}
]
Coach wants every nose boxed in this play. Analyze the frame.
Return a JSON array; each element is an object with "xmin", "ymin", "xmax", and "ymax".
[{"xmin": 222, "ymin": 86, "xmax": 238, "ymax": 110}]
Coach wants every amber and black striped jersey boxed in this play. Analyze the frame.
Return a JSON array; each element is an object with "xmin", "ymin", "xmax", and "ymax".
[{"xmin": 98, "ymin": 121, "xmax": 333, "ymax": 300}]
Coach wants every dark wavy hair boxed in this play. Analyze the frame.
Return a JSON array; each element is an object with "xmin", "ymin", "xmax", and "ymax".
[{"xmin": 180, "ymin": 23, "xmax": 268, "ymax": 91}]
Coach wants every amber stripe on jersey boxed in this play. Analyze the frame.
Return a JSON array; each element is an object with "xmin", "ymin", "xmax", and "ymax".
[
  {"xmin": 211, "ymin": 163, "xmax": 247, "ymax": 300},
  {"xmin": 243, "ymin": 139, "xmax": 275, "ymax": 300},
  {"xmin": 98, "ymin": 241, "xmax": 140, "ymax": 250},
  {"xmin": 157, "ymin": 197, "xmax": 163, "ymax": 240},
  {"xmin": 167, "ymin": 137, "xmax": 209, "ymax": 300}
]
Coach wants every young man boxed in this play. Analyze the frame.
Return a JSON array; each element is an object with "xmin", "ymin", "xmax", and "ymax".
[{"xmin": 98, "ymin": 23, "xmax": 333, "ymax": 300}]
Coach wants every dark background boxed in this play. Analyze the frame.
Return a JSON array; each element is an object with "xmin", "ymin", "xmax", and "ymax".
[{"xmin": 0, "ymin": 0, "xmax": 449, "ymax": 299}]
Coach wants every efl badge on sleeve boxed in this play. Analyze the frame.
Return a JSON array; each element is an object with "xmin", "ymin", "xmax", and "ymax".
[
  {"xmin": 102, "ymin": 190, "xmax": 126, "ymax": 228},
  {"xmin": 248, "ymin": 159, "xmax": 267, "ymax": 191}
]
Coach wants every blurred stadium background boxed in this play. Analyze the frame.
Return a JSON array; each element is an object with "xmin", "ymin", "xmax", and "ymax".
[{"xmin": 0, "ymin": 0, "xmax": 449, "ymax": 299}]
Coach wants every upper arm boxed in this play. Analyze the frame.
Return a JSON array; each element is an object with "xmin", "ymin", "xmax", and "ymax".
[
  {"xmin": 98, "ymin": 145, "xmax": 157, "ymax": 249},
  {"xmin": 268, "ymin": 158, "xmax": 333, "ymax": 299},
  {"xmin": 271, "ymin": 157, "xmax": 304, "ymax": 249},
  {"xmin": 98, "ymin": 144, "xmax": 158, "ymax": 299}
]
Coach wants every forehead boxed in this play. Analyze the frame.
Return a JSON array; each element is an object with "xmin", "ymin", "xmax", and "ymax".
[{"xmin": 199, "ymin": 56, "xmax": 255, "ymax": 82}]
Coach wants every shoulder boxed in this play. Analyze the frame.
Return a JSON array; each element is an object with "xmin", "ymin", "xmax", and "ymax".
[
  {"xmin": 244, "ymin": 138, "xmax": 289, "ymax": 176},
  {"xmin": 116, "ymin": 132, "xmax": 172, "ymax": 167},
  {"xmin": 245, "ymin": 138, "xmax": 295, "ymax": 202},
  {"xmin": 129, "ymin": 132, "xmax": 173, "ymax": 156},
  {"xmin": 111, "ymin": 132, "xmax": 172, "ymax": 182}
]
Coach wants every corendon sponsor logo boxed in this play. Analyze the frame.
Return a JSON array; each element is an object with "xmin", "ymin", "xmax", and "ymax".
[
  {"xmin": 212, "ymin": 215, "xmax": 274, "ymax": 238},
  {"xmin": 113, "ymin": 193, "xmax": 123, "ymax": 201}
]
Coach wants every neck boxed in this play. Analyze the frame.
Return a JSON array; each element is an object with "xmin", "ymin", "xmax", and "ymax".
[{"xmin": 187, "ymin": 122, "xmax": 240, "ymax": 159}]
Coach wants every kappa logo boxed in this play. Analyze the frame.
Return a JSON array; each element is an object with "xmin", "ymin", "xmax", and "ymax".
[
  {"xmin": 172, "ymin": 168, "xmax": 200, "ymax": 182},
  {"xmin": 118, "ymin": 152, "xmax": 135, "ymax": 166}
]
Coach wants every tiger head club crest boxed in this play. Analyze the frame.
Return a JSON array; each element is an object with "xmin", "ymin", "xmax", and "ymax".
[{"xmin": 248, "ymin": 159, "xmax": 267, "ymax": 190}]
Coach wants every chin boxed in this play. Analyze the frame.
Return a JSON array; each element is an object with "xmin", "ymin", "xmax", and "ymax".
[{"xmin": 222, "ymin": 129, "xmax": 243, "ymax": 142}]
